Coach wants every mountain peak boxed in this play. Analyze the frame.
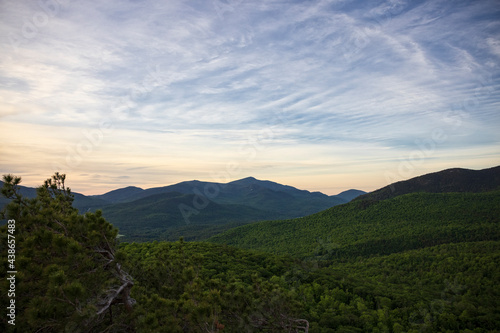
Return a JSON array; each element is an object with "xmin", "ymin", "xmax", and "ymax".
[
  {"xmin": 227, "ymin": 177, "xmax": 266, "ymax": 187},
  {"xmin": 96, "ymin": 186, "xmax": 145, "ymax": 203},
  {"xmin": 336, "ymin": 189, "xmax": 367, "ymax": 202},
  {"xmin": 356, "ymin": 165, "xmax": 500, "ymax": 202},
  {"xmin": 232, "ymin": 176, "xmax": 258, "ymax": 183}
]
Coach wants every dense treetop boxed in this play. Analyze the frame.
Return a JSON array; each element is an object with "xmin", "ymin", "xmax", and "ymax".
[
  {"xmin": 1, "ymin": 171, "xmax": 499, "ymax": 332},
  {"xmin": 209, "ymin": 190, "xmax": 500, "ymax": 259}
]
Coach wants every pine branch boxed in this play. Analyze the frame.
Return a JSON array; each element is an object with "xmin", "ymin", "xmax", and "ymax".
[
  {"xmin": 94, "ymin": 247, "xmax": 135, "ymax": 316},
  {"xmin": 96, "ymin": 279, "xmax": 134, "ymax": 315}
]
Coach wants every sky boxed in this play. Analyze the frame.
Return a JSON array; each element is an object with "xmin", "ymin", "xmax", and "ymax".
[{"xmin": 1, "ymin": 0, "xmax": 499, "ymax": 195}]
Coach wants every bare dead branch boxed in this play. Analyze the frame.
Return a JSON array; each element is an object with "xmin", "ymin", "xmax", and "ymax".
[{"xmin": 96, "ymin": 280, "xmax": 134, "ymax": 316}]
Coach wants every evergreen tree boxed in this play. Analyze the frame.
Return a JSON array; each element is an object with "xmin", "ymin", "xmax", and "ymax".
[{"xmin": 0, "ymin": 173, "xmax": 135, "ymax": 332}]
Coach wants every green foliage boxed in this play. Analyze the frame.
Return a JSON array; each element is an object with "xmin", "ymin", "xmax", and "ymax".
[
  {"xmin": 120, "ymin": 240, "xmax": 307, "ymax": 332},
  {"xmin": 1, "ymin": 172, "xmax": 499, "ymax": 332},
  {"xmin": 100, "ymin": 192, "xmax": 282, "ymax": 242},
  {"xmin": 355, "ymin": 166, "xmax": 500, "ymax": 202},
  {"xmin": 0, "ymin": 173, "xmax": 134, "ymax": 332},
  {"xmin": 117, "ymin": 240, "xmax": 500, "ymax": 332},
  {"xmin": 209, "ymin": 191, "xmax": 500, "ymax": 259},
  {"xmin": 317, "ymin": 241, "xmax": 500, "ymax": 332}
]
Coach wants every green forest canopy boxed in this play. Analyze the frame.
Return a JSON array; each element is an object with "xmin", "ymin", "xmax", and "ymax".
[{"xmin": 1, "ymin": 173, "xmax": 499, "ymax": 332}]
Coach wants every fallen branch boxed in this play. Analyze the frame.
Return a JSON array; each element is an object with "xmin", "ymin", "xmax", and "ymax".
[{"xmin": 96, "ymin": 280, "xmax": 134, "ymax": 315}]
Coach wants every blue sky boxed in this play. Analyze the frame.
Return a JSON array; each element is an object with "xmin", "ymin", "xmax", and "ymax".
[{"xmin": 1, "ymin": 0, "xmax": 499, "ymax": 195}]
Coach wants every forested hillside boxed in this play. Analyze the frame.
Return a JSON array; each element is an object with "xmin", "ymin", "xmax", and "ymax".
[
  {"xmin": 100, "ymin": 191, "xmax": 282, "ymax": 241},
  {"xmin": 1, "ymin": 170, "xmax": 499, "ymax": 332},
  {"xmin": 356, "ymin": 165, "xmax": 500, "ymax": 202},
  {"xmin": 1, "ymin": 177, "xmax": 365, "ymax": 242},
  {"xmin": 96, "ymin": 177, "xmax": 362, "ymax": 242},
  {"xmin": 119, "ymin": 240, "xmax": 500, "ymax": 332},
  {"xmin": 209, "ymin": 190, "xmax": 500, "ymax": 258}
]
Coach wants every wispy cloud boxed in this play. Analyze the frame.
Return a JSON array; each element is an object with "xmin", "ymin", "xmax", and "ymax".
[{"xmin": 1, "ymin": 0, "xmax": 499, "ymax": 194}]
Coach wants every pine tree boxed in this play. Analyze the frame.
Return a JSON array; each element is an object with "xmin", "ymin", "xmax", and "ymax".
[{"xmin": 0, "ymin": 173, "xmax": 135, "ymax": 332}]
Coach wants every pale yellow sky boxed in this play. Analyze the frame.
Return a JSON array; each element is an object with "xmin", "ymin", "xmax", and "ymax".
[
  {"xmin": 1, "ymin": 121, "xmax": 498, "ymax": 195},
  {"xmin": 1, "ymin": 0, "xmax": 500, "ymax": 196}
]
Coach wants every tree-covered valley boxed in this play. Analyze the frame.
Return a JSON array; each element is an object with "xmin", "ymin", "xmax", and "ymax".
[
  {"xmin": 1, "ymin": 166, "xmax": 499, "ymax": 332},
  {"xmin": 0, "ymin": 177, "xmax": 364, "ymax": 243}
]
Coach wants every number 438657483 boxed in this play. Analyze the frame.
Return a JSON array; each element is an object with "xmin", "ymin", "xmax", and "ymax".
[{"xmin": 7, "ymin": 219, "xmax": 15, "ymax": 269}]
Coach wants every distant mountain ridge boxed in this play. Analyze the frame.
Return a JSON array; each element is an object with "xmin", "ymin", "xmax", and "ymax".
[
  {"xmin": 90, "ymin": 177, "xmax": 357, "ymax": 205},
  {"xmin": 336, "ymin": 189, "xmax": 367, "ymax": 202},
  {"xmin": 209, "ymin": 165, "xmax": 500, "ymax": 258},
  {"xmin": 0, "ymin": 181, "xmax": 108, "ymax": 213},
  {"xmin": 355, "ymin": 165, "xmax": 500, "ymax": 202},
  {"xmin": 89, "ymin": 177, "xmax": 364, "ymax": 217},
  {"xmin": 100, "ymin": 191, "xmax": 282, "ymax": 241},
  {"xmin": 93, "ymin": 177, "xmax": 365, "ymax": 241},
  {"xmin": 97, "ymin": 186, "xmax": 144, "ymax": 203},
  {"xmin": 2, "ymin": 177, "xmax": 366, "ymax": 241}
]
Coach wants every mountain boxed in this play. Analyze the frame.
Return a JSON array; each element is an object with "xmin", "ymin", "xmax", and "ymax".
[
  {"xmin": 355, "ymin": 165, "xmax": 500, "ymax": 202},
  {"xmin": 0, "ymin": 180, "xmax": 37, "ymax": 206},
  {"xmin": 208, "ymin": 190, "xmax": 500, "ymax": 258},
  {"xmin": 228, "ymin": 176, "xmax": 317, "ymax": 195},
  {"xmin": 204, "ymin": 177, "xmax": 350, "ymax": 217},
  {"xmin": 0, "ymin": 180, "xmax": 109, "ymax": 214},
  {"xmin": 202, "ymin": 166, "xmax": 500, "ymax": 331},
  {"xmin": 336, "ymin": 189, "xmax": 367, "ymax": 202},
  {"xmin": 95, "ymin": 186, "xmax": 145, "ymax": 203},
  {"xmin": 3, "ymin": 169, "xmax": 499, "ymax": 332},
  {"xmin": 209, "ymin": 166, "xmax": 500, "ymax": 258},
  {"xmin": 96, "ymin": 177, "xmax": 365, "ymax": 241},
  {"xmin": 2, "ymin": 176, "xmax": 365, "ymax": 241},
  {"xmin": 92, "ymin": 177, "xmax": 364, "ymax": 217},
  {"xmin": 100, "ymin": 191, "xmax": 282, "ymax": 241},
  {"xmin": 83, "ymin": 177, "xmax": 365, "ymax": 241}
]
